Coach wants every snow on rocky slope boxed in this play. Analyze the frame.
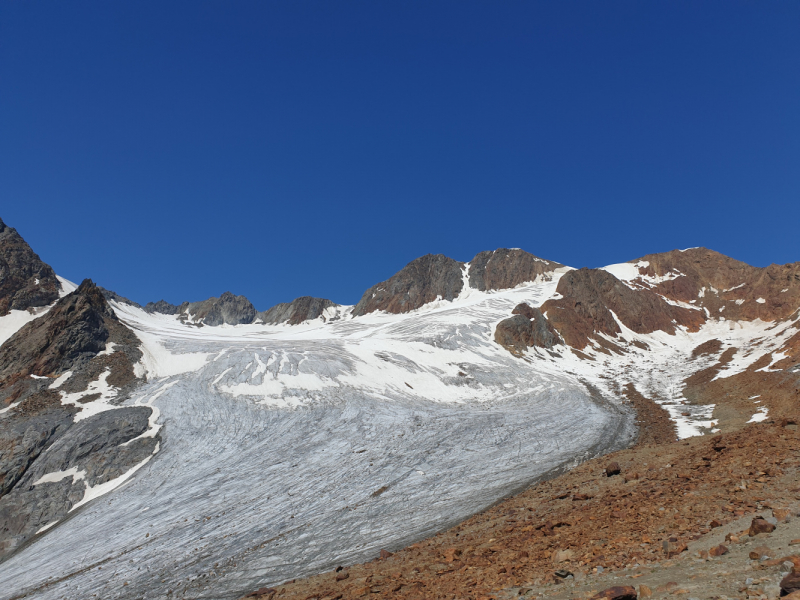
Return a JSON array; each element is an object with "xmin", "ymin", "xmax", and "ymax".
[{"xmin": 1, "ymin": 239, "xmax": 798, "ymax": 600}]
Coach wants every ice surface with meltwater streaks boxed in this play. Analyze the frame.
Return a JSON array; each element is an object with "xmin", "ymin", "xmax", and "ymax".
[{"xmin": 0, "ymin": 277, "xmax": 637, "ymax": 600}]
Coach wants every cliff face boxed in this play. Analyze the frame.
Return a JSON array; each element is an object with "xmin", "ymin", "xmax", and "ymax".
[
  {"xmin": 494, "ymin": 303, "xmax": 561, "ymax": 353},
  {"xmin": 0, "ymin": 218, "xmax": 60, "ymax": 316},
  {"xmin": 352, "ymin": 254, "xmax": 465, "ymax": 316}
]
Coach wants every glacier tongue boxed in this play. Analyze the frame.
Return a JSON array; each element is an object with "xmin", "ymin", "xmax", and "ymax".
[{"xmin": 0, "ymin": 277, "xmax": 635, "ymax": 600}]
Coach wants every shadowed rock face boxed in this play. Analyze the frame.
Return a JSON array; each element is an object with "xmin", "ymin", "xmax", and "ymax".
[
  {"xmin": 469, "ymin": 249, "xmax": 563, "ymax": 291},
  {"xmin": 178, "ymin": 291, "xmax": 257, "ymax": 326},
  {"xmin": 631, "ymin": 248, "xmax": 800, "ymax": 322},
  {"xmin": 352, "ymin": 254, "xmax": 465, "ymax": 316},
  {"xmin": 259, "ymin": 296, "xmax": 339, "ymax": 325},
  {"xmin": 540, "ymin": 268, "xmax": 705, "ymax": 350},
  {"xmin": 0, "ymin": 218, "xmax": 60, "ymax": 316},
  {"xmin": 494, "ymin": 303, "xmax": 561, "ymax": 353}
]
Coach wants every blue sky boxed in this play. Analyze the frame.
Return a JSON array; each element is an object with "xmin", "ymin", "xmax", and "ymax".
[{"xmin": 2, "ymin": 1, "xmax": 798, "ymax": 309}]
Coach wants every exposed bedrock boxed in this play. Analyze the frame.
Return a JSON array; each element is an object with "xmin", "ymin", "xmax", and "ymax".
[
  {"xmin": 144, "ymin": 299, "xmax": 181, "ymax": 315},
  {"xmin": 540, "ymin": 267, "xmax": 705, "ymax": 350},
  {"xmin": 0, "ymin": 217, "xmax": 60, "ymax": 316},
  {"xmin": 352, "ymin": 254, "xmax": 465, "ymax": 316},
  {"xmin": 0, "ymin": 279, "xmax": 149, "ymax": 559},
  {"xmin": 469, "ymin": 248, "xmax": 563, "ymax": 291},
  {"xmin": 494, "ymin": 303, "xmax": 561, "ymax": 353},
  {"xmin": 178, "ymin": 291, "xmax": 257, "ymax": 326},
  {"xmin": 0, "ymin": 405, "xmax": 157, "ymax": 557},
  {"xmin": 258, "ymin": 296, "xmax": 339, "ymax": 325},
  {"xmin": 631, "ymin": 248, "xmax": 800, "ymax": 321}
]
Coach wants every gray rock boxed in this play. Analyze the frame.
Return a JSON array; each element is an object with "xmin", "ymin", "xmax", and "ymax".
[
  {"xmin": 0, "ymin": 217, "xmax": 60, "ymax": 316},
  {"xmin": 353, "ymin": 254, "xmax": 465, "ymax": 316},
  {"xmin": 98, "ymin": 286, "xmax": 141, "ymax": 308},
  {"xmin": 178, "ymin": 291, "xmax": 257, "ymax": 326},
  {"xmin": 144, "ymin": 299, "xmax": 180, "ymax": 315},
  {"xmin": 258, "ymin": 296, "xmax": 339, "ymax": 325},
  {"xmin": 494, "ymin": 304, "xmax": 561, "ymax": 352}
]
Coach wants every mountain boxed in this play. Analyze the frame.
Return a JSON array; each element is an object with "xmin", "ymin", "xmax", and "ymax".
[
  {"xmin": 0, "ymin": 218, "xmax": 798, "ymax": 600},
  {"xmin": 0, "ymin": 218, "xmax": 61, "ymax": 316}
]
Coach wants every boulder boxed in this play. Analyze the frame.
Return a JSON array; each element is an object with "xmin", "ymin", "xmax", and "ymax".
[
  {"xmin": 750, "ymin": 517, "xmax": 776, "ymax": 536},
  {"xmin": 590, "ymin": 586, "xmax": 637, "ymax": 600}
]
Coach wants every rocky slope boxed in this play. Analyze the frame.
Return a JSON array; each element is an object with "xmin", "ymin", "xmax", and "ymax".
[
  {"xmin": 257, "ymin": 296, "xmax": 340, "ymax": 325},
  {"xmin": 0, "ymin": 279, "xmax": 155, "ymax": 557},
  {"xmin": 469, "ymin": 248, "xmax": 563, "ymax": 291},
  {"xmin": 0, "ymin": 217, "xmax": 60, "ymax": 316}
]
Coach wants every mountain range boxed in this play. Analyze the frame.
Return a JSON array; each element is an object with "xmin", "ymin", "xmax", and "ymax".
[{"xmin": 0, "ymin": 216, "xmax": 798, "ymax": 600}]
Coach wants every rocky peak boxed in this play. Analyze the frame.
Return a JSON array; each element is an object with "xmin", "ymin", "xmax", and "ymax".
[
  {"xmin": 144, "ymin": 299, "xmax": 180, "ymax": 315},
  {"xmin": 469, "ymin": 248, "xmax": 563, "ymax": 291},
  {"xmin": 626, "ymin": 248, "xmax": 800, "ymax": 322},
  {"xmin": 258, "ymin": 296, "xmax": 340, "ymax": 325},
  {"xmin": 352, "ymin": 254, "xmax": 465, "ymax": 317},
  {"xmin": 540, "ymin": 268, "xmax": 705, "ymax": 350},
  {"xmin": 0, "ymin": 217, "xmax": 60, "ymax": 316},
  {"xmin": 177, "ymin": 291, "xmax": 257, "ymax": 326}
]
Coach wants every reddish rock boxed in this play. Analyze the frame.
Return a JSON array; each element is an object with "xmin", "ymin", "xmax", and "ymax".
[
  {"xmin": 709, "ymin": 544, "xmax": 728, "ymax": 557},
  {"xmin": 590, "ymin": 585, "xmax": 637, "ymax": 600},
  {"xmin": 781, "ymin": 572, "xmax": 800, "ymax": 596},
  {"xmin": 443, "ymin": 548, "xmax": 462, "ymax": 562},
  {"xmin": 606, "ymin": 462, "xmax": 621, "ymax": 477},
  {"xmin": 379, "ymin": 549, "xmax": 393, "ymax": 559},
  {"xmin": 709, "ymin": 519, "xmax": 722, "ymax": 528},
  {"xmin": 749, "ymin": 518, "xmax": 776, "ymax": 536},
  {"xmin": 334, "ymin": 571, "xmax": 349, "ymax": 581}
]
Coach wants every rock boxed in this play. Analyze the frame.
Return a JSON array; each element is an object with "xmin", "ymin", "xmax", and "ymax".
[
  {"xmin": 352, "ymin": 254, "xmax": 465, "ymax": 316},
  {"xmin": 0, "ymin": 217, "xmax": 60, "ymax": 316},
  {"xmin": 639, "ymin": 584, "xmax": 652, "ymax": 597},
  {"xmin": 177, "ymin": 291, "xmax": 257, "ymax": 326},
  {"xmin": 443, "ymin": 548, "xmax": 462, "ymax": 562},
  {"xmin": 98, "ymin": 287, "xmax": 140, "ymax": 308},
  {"xmin": 750, "ymin": 518, "xmax": 776, "ymax": 536},
  {"xmin": 781, "ymin": 572, "xmax": 800, "ymax": 596},
  {"xmin": 774, "ymin": 508, "xmax": 791, "ymax": 523},
  {"xmin": 144, "ymin": 299, "xmax": 180, "ymax": 315},
  {"xmin": 258, "ymin": 297, "xmax": 339, "ymax": 325},
  {"xmin": 709, "ymin": 544, "xmax": 729, "ymax": 557},
  {"xmin": 539, "ymin": 267, "xmax": 704, "ymax": 349},
  {"xmin": 553, "ymin": 549, "xmax": 574, "ymax": 563},
  {"xmin": 494, "ymin": 306, "xmax": 561, "ymax": 353},
  {"xmin": 606, "ymin": 462, "xmax": 621, "ymax": 477},
  {"xmin": 749, "ymin": 545, "xmax": 772, "ymax": 560},
  {"xmin": 379, "ymin": 549, "xmax": 393, "ymax": 559},
  {"xmin": 710, "ymin": 519, "xmax": 722, "ymax": 528},
  {"xmin": 554, "ymin": 569, "xmax": 573, "ymax": 578},
  {"xmin": 335, "ymin": 571, "xmax": 349, "ymax": 581},
  {"xmin": 590, "ymin": 585, "xmax": 637, "ymax": 600},
  {"xmin": 468, "ymin": 248, "xmax": 563, "ymax": 291}
]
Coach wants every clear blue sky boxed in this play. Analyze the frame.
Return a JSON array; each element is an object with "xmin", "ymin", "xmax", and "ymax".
[{"xmin": 2, "ymin": 2, "xmax": 798, "ymax": 309}]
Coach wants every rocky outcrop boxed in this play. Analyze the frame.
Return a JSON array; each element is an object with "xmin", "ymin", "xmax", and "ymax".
[
  {"xmin": 494, "ymin": 303, "xmax": 561, "ymax": 353},
  {"xmin": 99, "ymin": 286, "xmax": 141, "ymax": 308},
  {"xmin": 352, "ymin": 254, "xmax": 465, "ymax": 317},
  {"xmin": 619, "ymin": 248, "xmax": 800, "ymax": 322},
  {"xmin": 258, "ymin": 296, "xmax": 340, "ymax": 325},
  {"xmin": 0, "ymin": 217, "xmax": 60, "ymax": 316},
  {"xmin": 145, "ymin": 299, "xmax": 180, "ymax": 315},
  {"xmin": 0, "ymin": 279, "xmax": 151, "ymax": 558},
  {"xmin": 177, "ymin": 291, "xmax": 257, "ymax": 326},
  {"xmin": 469, "ymin": 248, "xmax": 563, "ymax": 291},
  {"xmin": 540, "ymin": 268, "xmax": 705, "ymax": 350}
]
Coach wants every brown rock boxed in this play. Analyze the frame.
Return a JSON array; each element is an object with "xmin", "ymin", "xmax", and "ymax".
[
  {"xmin": 379, "ymin": 549, "xmax": 393, "ymax": 559},
  {"xmin": 443, "ymin": 548, "xmax": 462, "ymax": 562},
  {"xmin": 782, "ymin": 572, "xmax": 800, "ymax": 596},
  {"xmin": 774, "ymin": 508, "xmax": 791, "ymax": 523},
  {"xmin": 590, "ymin": 585, "xmax": 637, "ymax": 600},
  {"xmin": 709, "ymin": 519, "xmax": 722, "ymax": 528},
  {"xmin": 749, "ymin": 545, "xmax": 772, "ymax": 560},
  {"xmin": 639, "ymin": 584, "xmax": 652, "ymax": 597},
  {"xmin": 335, "ymin": 572, "xmax": 349, "ymax": 581},
  {"xmin": 749, "ymin": 518, "xmax": 776, "ymax": 536},
  {"xmin": 606, "ymin": 462, "xmax": 621, "ymax": 477},
  {"xmin": 709, "ymin": 544, "xmax": 728, "ymax": 557}
]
